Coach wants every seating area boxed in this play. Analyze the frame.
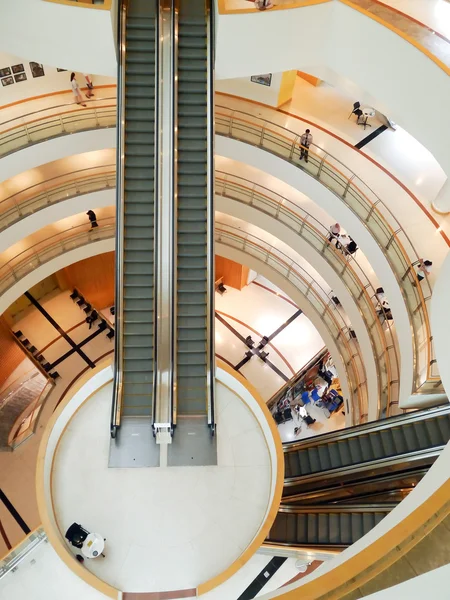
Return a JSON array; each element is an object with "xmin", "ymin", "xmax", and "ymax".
[{"xmin": 70, "ymin": 289, "xmax": 114, "ymax": 340}]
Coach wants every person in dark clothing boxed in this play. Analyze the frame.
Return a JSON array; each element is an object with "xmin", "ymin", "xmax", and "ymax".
[{"xmin": 86, "ymin": 210, "xmax": 98, "ymax": 228}]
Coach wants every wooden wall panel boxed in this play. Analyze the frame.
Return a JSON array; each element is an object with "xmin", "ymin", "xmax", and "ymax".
[
  {"xmin": 62, "ymin": 252, "xmax": 115, "ymax": 309},
  {"xmin": 0, "ymin": 317, "xmax": 26, "ymax": 388},
  {"xmin": 215, "ymin": 256, "xmax": 249, "ymax": 290}
]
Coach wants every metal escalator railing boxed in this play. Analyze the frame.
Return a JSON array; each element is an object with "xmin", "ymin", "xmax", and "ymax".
[
  {"xmin": 215, "ymin": 105, "xmax": 440, "ymax": 392},
  {"xmin": 215, "ymin": 222, "xmax": 368, "ymax": 422},
  {"xmin": 216, "ymin": 170, "xmax": 400, "ymax": 417},
  {"xmin": 111, "ymin": 0, "xmax": 159, "ymax": 435},
  {"xmin": 266, "ymin": 505, "xmax": 394, "ymax": 550},
  {"xmin": 174, "ymin": 0, "xmax": 215, "ymax": 429},
  {"xmin": 283, "ymin": 404, "xmax": 450, "ymax": 497}
]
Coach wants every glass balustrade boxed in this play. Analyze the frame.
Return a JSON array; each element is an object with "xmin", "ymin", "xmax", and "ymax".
[
  {"xmin": 216, "ymin": 170, "xmax": 400, "ymax": 416},
  {"xmin": 0, "ymin": 527, "xmax": 47, "ymax": 580},
  {"xmin": 215, "ymin": 222, "xmax": 368, "ymax": 422},
  {"xmin": 216, "ymin": 106, "xmax": 440, "ymax": 393}
]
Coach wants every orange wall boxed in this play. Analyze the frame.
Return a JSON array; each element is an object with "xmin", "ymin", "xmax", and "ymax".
[
  {"xmin": 215, "ymin": 256, "xmax": 249, "ymax": 290},
  {"xmin": 61, "ymin": 252, "xmax": 115, "ymax": 309},
  {"xmin": 297, "ymin": 71, "xmax": 321, "ymax": 86},
  {"xmin": 0, "ymin": 317, "xmax": 26, "ymax": 388}
]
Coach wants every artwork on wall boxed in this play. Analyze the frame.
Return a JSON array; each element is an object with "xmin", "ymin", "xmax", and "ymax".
[
  {"xmin": 57, "ymin": 68, "xmax": 67, "ymax": 72},
  {"xmin": 0, "ymin": 67, "xmax": 11, "ymax": 78},
  {"xmin": 250, "ymin": 73, "xmax": 272, "ymax": 87},
  {"xmin": 1, "ymin": 76, "xmax": 14, "ymax": 87},
  {"xmin": 14, "ymin": 72, "xmax": 27, "ymax": 83},
  {"xmin": 11, "ymin": 64, "xmax": 24, "ymax": 74},
  {"xmin": 29, "ymin": 62, "xmax": 45, "ymax": 78}
]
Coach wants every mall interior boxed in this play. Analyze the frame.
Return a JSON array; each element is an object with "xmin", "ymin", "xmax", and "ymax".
[{"xmin": 0, "ymin": 0, "xmax": 450, "ymax": 599}]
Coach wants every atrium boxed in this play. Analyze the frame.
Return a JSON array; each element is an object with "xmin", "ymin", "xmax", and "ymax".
[{"xmin": 0, "ymin": 1, "xmax": 449, "ymax": 599}]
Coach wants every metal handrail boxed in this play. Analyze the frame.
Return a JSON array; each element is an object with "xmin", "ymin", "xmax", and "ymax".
[
  {"xmin": 215, "ymin": 170, "xmax": 400, "ymax": 416},
  {"xmin": 206, "ymin": 0, "xmax": 216, "ymax": 432},
  {"xmin": 110, "ymin": 0, "xmax": 127, "ymax": 438},
  {"xmin": 215, "ymin": 105, "xmax": 439, "ymax": 391},
  {"xmin": 0, "ymin": 527, "xmax": 46, "ymax": 579},
  {"xmin": 215, "ymin": 222, "xmax": 369, "ymax": 422}
]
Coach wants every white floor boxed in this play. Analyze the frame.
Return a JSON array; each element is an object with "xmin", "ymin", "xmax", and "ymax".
[
  {"xmin": 51, "ymin": 381, "xmax": 272, "ymax": 593},
  {"xmin": 382, "ymin": 0, "xmax": 450, "ymax": 39}
]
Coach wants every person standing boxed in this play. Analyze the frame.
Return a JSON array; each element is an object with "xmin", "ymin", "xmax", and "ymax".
[
  {"xmin": 299, "ymin": 128, "xmax": 313, "ymax": 163},
  {"xmin": 70, "ymin": 73, "xmax": 87, "ymax": 107},
  {"xmin": 86, "ymin": 210, "xmax": 98, "ymax": 229},
  {"xmin": 415, "ymin": 258, "xmax": 433, "ymax": 284}
]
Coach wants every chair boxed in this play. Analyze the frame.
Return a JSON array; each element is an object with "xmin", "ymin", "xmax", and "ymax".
[
  {"xmin": 50, "ymin": 371, "xmax": 60, "ymax": 380},
  {"xmin": 65, "ymin": 523, "xmax": 89, "ymax": 549},
  {"xmin": 310, "ymin": 388, "xmax": 321, "ymax": 403},
  {"xmin": 348, "ymin": 101, "xmax": 361, "ymax": 119},
  {"xmin": 70, "ymin": 289, "xmax": 80, "ymax": 301},
  {"xmin": 301, "ymin": 391, "xmax": 311, "ymax": 405},
  {"xmin": 98, "ymin": 319, "xmax": 108, "ymax": 332},
  {"xmin": 106, "ymin": 328, "xmax": 115, "ymax": 340},
  {"xmin": 76, "ymin": 296, "xmax": 86, "ymax": 307},
  {"xmin": 13, "ymin": 330, "xmax": 23, "ymax": 339},
  {"xmin": 83, "ymin": 304, "xmax": 92, "ymax": 314}
]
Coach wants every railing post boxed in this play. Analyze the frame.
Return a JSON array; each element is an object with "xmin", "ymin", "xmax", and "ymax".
[
  {"xmin": 385, "ymin": 228, "xmax": 400, "ymax": 250},
  {"xmin": 317, "ymin": 153, "xmax": 328, "ymax": 179},
  {"xmin": 24, "ymin": 124, "xmax": 32, "ymax": 144},
  {"xmin": 59, "ymin": 115, "xmax": 65, "ymax": 133},
  {"xmin": 94, "ymin": 108, "xmax": 100, "ymax": 128},
  {"xmin": 289, "ymin": 135, "xmax": 299, "ymax": 161},
  {"xmin": 228, "ymin": 111, "xmax": 234, "ymax": 137},
  {"xmin": 343, "ymin": 174, "xmax": 355, "ymax": 198},
  {"xmin": 260, "ymin": 124, "xmax": 266, "ymax": 147}
]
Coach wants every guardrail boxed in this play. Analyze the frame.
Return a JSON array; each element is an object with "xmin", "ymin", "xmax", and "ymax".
[
  {"xmin": 0, "ymin": 99, "xmax": 116, "ymax": 159},
  {"xmin": 215, "ymin": 222, "xmax": 368, "ymax": 422},
  {"xmin": 0, "ymin": 527, "xmax": 46, "ymax": 580},
  {"xmin": 0, "ymin": 165, "xmax": 115, "ymax": 233},
  {"xmin": 216, "ymin": 170, "xmax": 400, "ymax": 416},
  {"xmin": 216, "ymin": 105, "xmax": 440, "ymax": 393}
]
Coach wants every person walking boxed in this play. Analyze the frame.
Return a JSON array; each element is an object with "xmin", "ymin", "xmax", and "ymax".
[
  {"xmin": 299, "ymin": 129, "xmax": 313, "ymax": 163},
  {"xmin": 71, "ymin": 73, "xmax": 87, "ymax": 107},
  {"xmin": 83, "ymin": 74, "xmax": 95, "ymax": 98},
  {"xmin": 86, "ymin": 210, "xmax": 98, "ymax": 229},
  {"xmin": 414, "ymin": 258, "xmax": 433, "ymax": 284}
]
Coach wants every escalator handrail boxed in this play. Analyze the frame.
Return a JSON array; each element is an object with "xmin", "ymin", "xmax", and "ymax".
[
  {"xmin": 283, "ymin": 404, "xmax": 450, "ymax": 453},
  {"xmin": 278, "ymin": 504, "xmax": 396, "ymax": 514},
  {"xmin": 110, "ymin": 0, "xmax": 127, "ymax": 437},
  {"xmin": 283, "ymin": 447, "xmax": 443, "ymax": 487},
  {"xmin": 206, "ymin": 0, "xmax": 216, "ymax": 432}
]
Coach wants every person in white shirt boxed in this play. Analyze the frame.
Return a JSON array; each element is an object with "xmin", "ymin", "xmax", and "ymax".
[
  {"xmin": 327, "ymin": 223, "xmax": 341, "ymax": 246},
  {"xmin": 299, "ymin": 405, "xmax": 308, "ymax": 418},
  {"xmin": 415, "ymin": 259, "xmax": 432, "ymax": 283},
  {"xmin": 299, "ymin": 129, "xmax": 313, "ymax": 163},
  {"xmin": 255, "ymin": 0, "xmax": 273, "ymax": 9},
  {"xmin": 70, "ymin": 73, "xmax": 87, "ymax": 107}
]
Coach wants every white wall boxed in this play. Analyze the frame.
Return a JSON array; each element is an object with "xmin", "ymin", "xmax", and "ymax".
[
  {"xmin": 216, "ymin": 241, "xmax": 353, "ymax": 424},
  {"xmin": 0, "ymin": 51, "xmax": 115, "ymax": 106},
  {"xmin": 217, "ymin": 195, "xmax": 380, "ymax": 420},
  {"xmin": 215, "ymin": 2, "xmax": 450, "ymax": 210},
  {"xmin": 216, "ymin": 135, "xmax": 414, "ymax": 405},
  {"xmin": 0, "ymin": 238, "xmax": 115, "ymax": 316},
  {"xmin": 0, "ymin": 0, "xmax": 117, "ymax": 77},
  {"xmin": 216, "ymin": 72, "xmax": 284, "ymax": 107},
  {"xmin": 430, "ymin": 251, "xmax": 450, "ymax": 404},
  {"xmin": 0, "ymin": 128, "xmax": 116, "ymax": 183}
]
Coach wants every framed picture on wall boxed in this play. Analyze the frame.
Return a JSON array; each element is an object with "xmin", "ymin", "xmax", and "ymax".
[
  {"xmin": 14, "ymin": 72, "xmax": 27, "ymax": 83},
  {"xmin": 1, "ymin": 76, "xmax": 14, "ymax": 87},
  {"xmin": 11, "ymin": 64, "xmax": 24, "ymax": 74},
  {"xmin": 250, "ymin": 73, "xmax": 272, "ymax": 87},
  {"xmin": 0, "ymin": 67, "xmax": 11, "ymax": 78},
  {"xmin": 57, "ymin": 68, "xmax": 67, "ymax": 72},
  {"xmin": 29, "ymin": 62, "xmax": 45, "ymax": 78}
]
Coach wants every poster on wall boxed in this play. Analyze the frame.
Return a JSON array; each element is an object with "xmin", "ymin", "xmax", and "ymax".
[
  {"xmin": 14, "ymin": 73, "xmax": 27, "ymax": 83},
  {"xmin": 11, "ymin": 64, "xmax": 24, "ymax": 74},
  {"xmin": 250, "ymin": 73, "xmax": 272, "ymax": 87},
  {"xmin": 1, "ymin": 76, "xmax": 14, "ymax": 87},
  {"xmin": 29, "ymin": 62, "xmax": 45, "ymax": 78},
  {"xmin": 57, "ymin": 68, "xmax": 67, "ymax": 72},
  {"xmin": 0, "ymin": 67, "xmax": 11, "ymax": 78}
]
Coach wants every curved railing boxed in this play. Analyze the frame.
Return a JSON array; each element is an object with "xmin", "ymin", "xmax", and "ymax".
[
  {"xmin": 215, "ymin": 222, "xmax": 368, "ymax": 421},
  {"xmin": 0, "ymin": 98, "xmax": 116, "ymax": 158},
  {"xmin": 216, "ymin": 105, "xmax": 441, "ymax": 393},
  {"xmin": 0, "ymin": 218, "xmax": 115, "ymax": 299},
  {"xmin": 216, "ymin": 170, "xmax": 400, "ymax": 415},
  {"xmin": 0, "ymin": 165, "xmax": 115, "ymax": 232}
]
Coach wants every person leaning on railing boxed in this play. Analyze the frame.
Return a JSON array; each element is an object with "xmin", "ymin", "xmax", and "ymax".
[{"xmin": 299, "ymin": 129, "xmax": 313, "ymax": 163}]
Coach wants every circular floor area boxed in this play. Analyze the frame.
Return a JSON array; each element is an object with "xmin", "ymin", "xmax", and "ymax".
[{"xmin": 51, "ymin": 381, "xmax": 272, "ymax": 593}]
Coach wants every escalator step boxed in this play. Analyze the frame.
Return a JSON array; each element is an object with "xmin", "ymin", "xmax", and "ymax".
[
  {"xmin": 436, "ymin": 415, "xmax": 450, "ymax": 443},
  {"xmin": 411, "ymin": 420, "xmax": 432, "ymax": 448},
  {"xmin": 336, "ymin": 440, "xmax": 352, "ymax": 466},
  {"xmin": 307, "ymin": 447, "xmax": 321, "ymax": 473},
  {"xmin": 306, "ymin": 514, "xmax": 318, "ymax": 544},
  {"xmin": 358, "ymin": 435, "xmax": 374, "ymax": 462},
  {"xmin": 350, "ymin": 513, "xmax": 364, "ymax": 542},
  {"xmin": 328, "ymin": 442, "xmax": 343, "ymax": 469},
  {"xmin": 362, "ymin": 512, "xmax": 376, "ymax": 535},
  {"xmin": 348, "ymin": 437, "xmax": 364, "ymax": 463},
  {"xmin": 298, "ymin": 450, "xmax": 311, "ymax": 476},
  {"xmin": 317, "ymin": 514, "xmax": 329, "ymax": 544},
  {"xmin": 402, "ymin": 423, "xmax": 420, "ymax": 451},
  {"xmin": 392, "ymin": 427, "xmax": 408, "ymax": 454},
  {"xmin": 317, "ymin": 445, "xmax": 332, "ymax": 471},
  {"xmin": 328, "ymin": 513, "xmax": 341, "ymax": 545},
  {"xmin": 296, "ymin": 514, "xmax": 307, "ymax": 544},
  {"xmin": 368, "ymin": 432, "xmax": 385, "ymax": 459},
  {"xmin": 339, "ymin": 513, "xmax": 352, "ymax": 545},
  {"xmin": 379, "ymin": 428, "xmax": 396, "ymax": 456},
  {"xmin": 424, "ymin": 418, "xmax": 444, "ymax": 446}
]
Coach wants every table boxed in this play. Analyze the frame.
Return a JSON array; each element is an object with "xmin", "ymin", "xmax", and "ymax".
[
  {"xmin": 81, "ymin": 532, "xmax": 105, "ymax": 559},
  {"xmin": 358, "ymin": 106, "xmax": 376, "ymax": 130}
]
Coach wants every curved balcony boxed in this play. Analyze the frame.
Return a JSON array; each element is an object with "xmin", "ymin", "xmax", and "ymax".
[
  {"xmin": 216, "ymin": 222, "xmax": 368, "ymax": 421},
  {"xmin": 216, "ymin": 171, "xmax": 400, "ymax": 416},
  {"xmin": 216, "ymin": 105, "xmax": 441, "ymax": 396}
]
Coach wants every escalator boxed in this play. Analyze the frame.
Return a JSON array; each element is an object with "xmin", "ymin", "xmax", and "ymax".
[
  {"xmin": 266, "ymin": 505, "xmax": 394, "ymax": 550},
  {"xmin": 283, "ymin": 405, "xmax": 450, "ymax": 497},
  {"xmin": 174, "ymin": 0, "xmax": 214, "ymax": 424},
  {"xmin": 111, "ymin": 0, "xmax": 158, "ymax": 433}
]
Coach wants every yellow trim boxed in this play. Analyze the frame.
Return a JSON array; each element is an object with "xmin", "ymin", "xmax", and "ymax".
[
  {"xmin": 430, "ymin": 200, "xmax": 450, "ymax": 216},
  {"xmin": 197, "ymin": 359, "xmax": 284, "ymax": 595},
  {"xmin": 339, "ymin": 0, "xmax": 450, "ymax": 77},
  {"xmin": 0, "ymin": 526, "xmax": 43, "ymax": 563},
  {"xmin": 217, "ymin": 0, "xmax": 331, "ymax": 16},
  {"xmin": 36, "ymin": 358, "xmax": 118, "ymax": 600},
  {"xmin": 277, "ymin": 70, "xmax": 297, "ymax": 107},
  {"xmin": 42, "ymin": 0, "xmax": 112, "ymax": 10}
]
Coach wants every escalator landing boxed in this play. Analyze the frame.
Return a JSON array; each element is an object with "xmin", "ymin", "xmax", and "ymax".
[
  {"xmin": 109, "ymin": 417, "xmax": 160, "ymax": 468},
  {"xmin": 167, "ymin": 416, "xmax": 217, "ymax": 466}
]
